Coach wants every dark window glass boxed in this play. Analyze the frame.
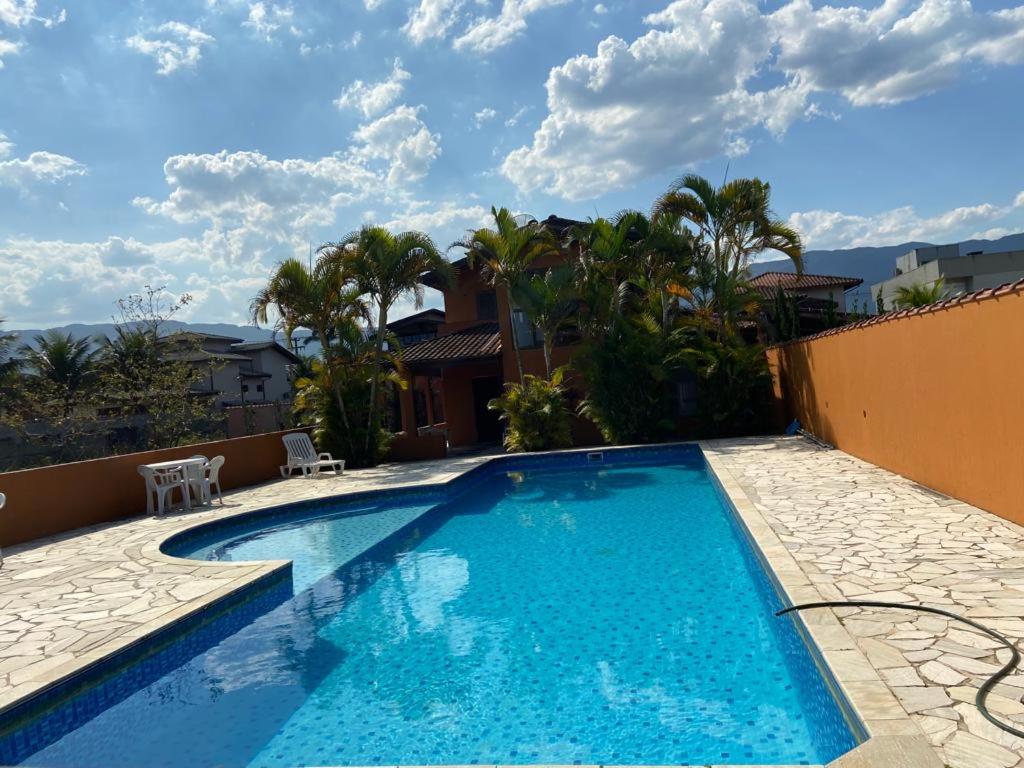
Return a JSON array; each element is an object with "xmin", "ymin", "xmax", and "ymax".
[{"xmin": 477, "ymin": 291, "xmax": 498, "ymax": 321}]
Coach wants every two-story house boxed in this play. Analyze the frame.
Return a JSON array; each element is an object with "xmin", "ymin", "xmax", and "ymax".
[
  {"xmin": 393, "ymin": 215, "xmax": 589, "ymax": 449},
  {"xmin": 161, "ymin": 331, "xmax": 300, "ymax": 408}
]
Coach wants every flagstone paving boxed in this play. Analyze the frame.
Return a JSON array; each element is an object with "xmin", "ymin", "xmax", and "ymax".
[
  {"xmin": 0, "ymin": 437, "xmax": 1022, "ymax": 767},
  {"xmin": 704, "ymin": 437, "xmax": 1024, "ymax": 768},
  {"xmin": 0, "ymin": 452, "xmax": 496, "ymax": 712}
]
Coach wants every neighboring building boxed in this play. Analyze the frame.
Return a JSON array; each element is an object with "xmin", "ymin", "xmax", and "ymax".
[
  {"xmin": 386, "ymin": 308, "xmax": 445, "ymax": 347},
  {"xmin": 748, "ymin": 272, "xmax": 863, "ymax": 314},
  {"xmin": 161, "ymin": 331, "xmax": 300, "ymax": 408},
  {"xmin": 871, "ymin": 245, "xmax": 1024, "ymax": 310},
  {"xmin": 393, "ymin": 215, "xmax": 589, "ymax": 449}
]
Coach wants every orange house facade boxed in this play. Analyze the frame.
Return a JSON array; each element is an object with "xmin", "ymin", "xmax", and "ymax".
[{"xmin": 394, "ymin": 216, "xmax": 591, "ymax": 450}]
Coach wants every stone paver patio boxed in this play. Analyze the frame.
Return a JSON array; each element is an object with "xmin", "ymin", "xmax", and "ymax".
[{"xmin": 0, "ymin": 437, "xmax": 1022, "ymax": 767}]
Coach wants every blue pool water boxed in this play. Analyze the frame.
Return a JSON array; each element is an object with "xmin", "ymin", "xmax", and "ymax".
[{"xmin": 0, "ymin": 448, "xmax": 858, "ymax": 766}]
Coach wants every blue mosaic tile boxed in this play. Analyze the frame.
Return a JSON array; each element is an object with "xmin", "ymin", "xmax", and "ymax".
[{"xmin": 0, "ymin": 444, "xmax": 859, "ymax": 766}]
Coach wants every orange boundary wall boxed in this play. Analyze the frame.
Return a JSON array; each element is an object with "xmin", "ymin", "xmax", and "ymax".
[
  {"xmin": 0, "ymin": 429, "xmax": 309, "ymax": 547},
  {"xmin": 767, "ymin": 281, "xmax": 1024, "ymax": 526}
]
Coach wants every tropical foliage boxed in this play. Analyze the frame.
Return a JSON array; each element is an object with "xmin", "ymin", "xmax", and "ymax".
[
  {"xmin": 488, "ymin": 368, "xmax": 572, "ymax": 452},
  {"xmin": 892, "ymin": 278, "xmax": 947, "ymax": 309},
  {"xmin": 0, "ymin": 287, "xmax": 222, "ymax": 468}
]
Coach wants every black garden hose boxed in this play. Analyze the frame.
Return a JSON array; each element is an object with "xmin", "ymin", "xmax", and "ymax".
[{"xmin": 777, "ymin": 600, "xmax": 1024, "ymax": 739}]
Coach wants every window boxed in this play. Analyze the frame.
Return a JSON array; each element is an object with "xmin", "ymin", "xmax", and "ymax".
[
  {"xmin": 477, "ymin": 291, "xmax": 497, "ymax": 321},
  {"xmin": 511, "ymin": 307, "xmax": 542, "ymax": 348},
  {"xmin": 242, "ymin": 384, "xmax": 249, "ymax": 393},
  {"xmin": 256, "ymin": 384, "xmax": 264, "ymax": 393}
]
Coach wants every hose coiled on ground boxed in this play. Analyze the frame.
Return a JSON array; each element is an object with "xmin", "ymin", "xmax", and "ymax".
[{"xmin": 777, "ymin": 600, "xmax": 1024, "ymax": 739}]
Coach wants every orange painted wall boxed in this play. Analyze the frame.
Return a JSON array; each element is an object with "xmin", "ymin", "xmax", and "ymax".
[
  {"xmin": 439, "ymin": 360, "xmax": 503, "ymax": 446},
  {"xmin": 0, "ymin": 429, "xmax": 309, "ymax": 547},
  {"xmin": 768, "ymin": 286, "xmax": 1024, "ymax": 525}
]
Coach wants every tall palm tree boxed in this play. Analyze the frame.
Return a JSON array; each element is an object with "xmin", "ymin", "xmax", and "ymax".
[
  {"xmin": 452, "ymin": 207, "xmax": 559, "ymax": 384},
  {"xmin": 251, "ymin": 256, "xmax": 368, "ymax": 455},
  {"xmin": 322, "ymin": 225, "xmax": 451, "ymax": 453},
  {"xmin": 655, "ymin": 175, "xmax": 799, "ymax": 332},
  {"xmin": 509, "ymin": 266, "xmax": 578, "ymax": 378},
  {"xmin": 20, "ymin": 330, "xmax": 97, "ymax": 417},
  {"xmin": 655, "ymin": 174, "xmax": 802, "ymax": 278},
  {"xmin": 0, "ymin": 318, "xmax": 19, "ymax": 385},
  {"xmin": 893, "ymin": 279, "xmax": 947, "ymax": 309},
  {"xmin": 567, "ymin": 215, "xmax": 641, "ymax": 340}
]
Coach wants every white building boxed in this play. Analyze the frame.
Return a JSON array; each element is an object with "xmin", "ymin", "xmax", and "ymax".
[
  {"xmin": 161, "ymin": 331, "xmax": 300, "ymax": 408},
  {"xmin": 872, "ymin": 245, "xmax": 1024, "ymax": 310}
]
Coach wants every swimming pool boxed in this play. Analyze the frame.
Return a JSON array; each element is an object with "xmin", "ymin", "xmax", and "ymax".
[{"xmin": 0, "ymin": 445, "xmax": 859, "ymax": 766}]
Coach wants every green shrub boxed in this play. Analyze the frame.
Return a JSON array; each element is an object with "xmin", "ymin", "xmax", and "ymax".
[
  {"xmin": 576, "ymin": 317, "xmax": 676, "ymax": 444},
  {"xmin": 488, "ymin": 368, "xmax": 573, "ymax": 452}
]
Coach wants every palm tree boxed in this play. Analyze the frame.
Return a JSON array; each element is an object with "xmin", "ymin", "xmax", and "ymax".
[
  {"xmin": 452, "ymin": 207, "xmax": 559, "ymax": 384},
  {"xmin": 509, "ymin": 266, "xmax": 578, "ymax": 378},
  {"xmin": 20, "ymin": 330, "xmax": 97, "ymax": 417},
  {"xmin": 0, "ymin": 318, "xmax": 19, "ymax": 385},
  {"xmin": 251, "ymin": 255, "xmax": 368, "ymax": 455},
  {"xmin": 892, "ymin": 279, "xmax": 947, "ymax": 309},
  {"xmin": 655, "ymin": 174, "xmax": 802, "ymax": 277},
  {"xmin": 655, "ymin": 175, "xmax": 799, "ymax": 332},
  {"xmin": 322, "ymin": 225, "xmax": 451, "ymax": 453}
]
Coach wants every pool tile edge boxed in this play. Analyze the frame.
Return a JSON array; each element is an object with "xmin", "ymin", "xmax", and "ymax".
[{"xmin": 698, "ymin": 442, "xmax": 943, "ymax": 768}]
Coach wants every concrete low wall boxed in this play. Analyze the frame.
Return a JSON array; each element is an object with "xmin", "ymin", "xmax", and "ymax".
[
  {"xmin": 0, "ymin": 429, "xmax": 308, "ymax": 547},
  {"xmin": 388, "ymin": 432, "xmax": 447, "ymax": 462},
  {"xmin": 767, "ymin": 281, "xmax": 1024, "ymax": 526}
]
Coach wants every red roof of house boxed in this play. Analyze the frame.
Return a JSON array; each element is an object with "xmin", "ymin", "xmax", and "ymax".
[
  {"xmin": 748, "ymin": 272, "xmax": 863, "ymax": 291},
  {"xmin": 399, "ymin": 323, "xmax": 502, "ymax": 365}
]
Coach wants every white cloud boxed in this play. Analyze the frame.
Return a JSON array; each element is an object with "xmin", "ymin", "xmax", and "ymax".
[
  {"xmin": 0, "ymin": 133, "xmax": 86, "ymax": 189},
  {"xmin": 335, "ymin": 59, "xmax": 410, "ymax": 118},
  {"xmin": 125, "ymin": 21, "xmax": 214, "ymax": 75},
  {"xmin": 474, "ymin": 107, "xmax": 497, "ymax": 127},
  {"xmin": 454, "ymin": 0, "xmax": 571, "ymax": 53},
  {"xmin": 593, "ymin": 2, "xmax": 608, "ymax": 12},
  {"xmin": 351, "ymin": 105, "xmax": 441, "ymax": 185},
  {"xmin": 0, "ymin": 1, "xmax": 65, "ymax": 69},
  {"xmin": 0, "ymin": 0, "xmax": 64, "ymax": 29},
  {"xmin": 364, "ymin": 0, "xmax": 384, "ymax": 8},
  {"xmin": 504, "ymin": 106, "xmax": 528, "ymax": 127},
  {"xmin": 403, "ymin": 0, "xmax": 463, "ymax": 44},
  {"xmin": 503, "ymin": 0, "xmax": 1024, "ymax": 199},
  {"xmin": 381, "ymin": 200, "xmax": 489, "ymax": 233},
  {"xmin": 242, "ymin": 2, "xmax": 298, "ymax": 41},
  {"xmin": 0, "ymin": 37, "xmax": 19, "ymax": 68},
  {"xmin": 789, "ymin": 191, "xmax": 1024, "ymax": 250}
]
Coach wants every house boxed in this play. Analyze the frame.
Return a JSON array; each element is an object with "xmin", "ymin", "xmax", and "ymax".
[
  {"xmin": 748, "ymin": 272, "xmax": 863, "ymax": 314},
  {"xmin": 386, "ymin": 309, "xmax": 445, "ymax": 347},
  {"xmin": 393, "ymin": 215, "xmax": 589, "ymax": 449},
  {"xmin": 871, "ymin": 244, "xmax": 1024, "ymax": 309},
  {"xmin": 160, "ymin": 331, "xmax": 300, "ymax": 408}
]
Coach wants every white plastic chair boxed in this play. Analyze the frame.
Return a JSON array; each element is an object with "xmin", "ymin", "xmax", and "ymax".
[
  {"xmin": 187, "ymin": 455, "xmax": 211, "ymax": 505},
  {"xmin": 280, "ymin": 433, "xmax": 345, "ymax": 478},
  {"xmin": 196, "ymin": 455, "xmax": 226, "ymax": 505},
  {"xmin": 138, "ymin": 466, "xmax": 190, "ymax": 515}
]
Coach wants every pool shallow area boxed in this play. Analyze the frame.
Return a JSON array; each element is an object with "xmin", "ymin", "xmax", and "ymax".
[{"xmin": 0, "ymin": 446, "xmax": 859, "ymax": 766}]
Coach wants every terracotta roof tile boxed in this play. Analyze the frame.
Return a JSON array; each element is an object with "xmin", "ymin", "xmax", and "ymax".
[
  {"xmin": 400, "ymin": 323, "xmax": 502, "ymax": 364},
  {"xmin": 749, "ymin": 272, "xmax": 863, "ymax": 291}
]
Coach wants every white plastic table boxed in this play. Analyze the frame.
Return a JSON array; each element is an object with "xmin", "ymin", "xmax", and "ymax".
[{"xmin": 141, "ymin": 458, "xmax": 208, "ymax": 510}]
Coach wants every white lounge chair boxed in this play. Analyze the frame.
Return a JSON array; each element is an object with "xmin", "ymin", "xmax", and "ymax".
[
  {"xmin": 280, "ymin": 433, "xmax": 345, "ymax": 478},
  {"xmin": 138, "ymin": 466, "xmax": 190, "ymax": 515}
]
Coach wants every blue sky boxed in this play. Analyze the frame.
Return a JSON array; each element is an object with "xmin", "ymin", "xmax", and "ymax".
[{"xmin": 1, "ymin": 0, "xmax": 1022, "ymax": 328}]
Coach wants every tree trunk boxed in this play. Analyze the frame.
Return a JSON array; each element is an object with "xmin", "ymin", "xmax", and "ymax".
[
  {"xmin": 542, "ymin": 334, "xmax": 553, "ymax": 380},
  {"xmin": 319, "ymin": 330, "xmax": 355, "ymax": 458},
  {"xmin": 507, "ymin": 299, "xmax": 525, "ymax": 385},
  {"xmin": 365, "ymin": 303, "xmax": 387, "ymax": 454}
]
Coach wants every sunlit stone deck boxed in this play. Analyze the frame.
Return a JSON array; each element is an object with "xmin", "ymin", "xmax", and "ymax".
[{"xmin": 0, "ymin": 437, "xmax": 1022, "ymax": 767}]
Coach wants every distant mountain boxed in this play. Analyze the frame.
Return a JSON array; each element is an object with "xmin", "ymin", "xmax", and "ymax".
[
  {"xmin": 7, "ymin": 320, "xmax": 314, "ymax": 351},
  {"xmin": 749, "ymin": 231, "xmax": 1024, "ymax": 310}
]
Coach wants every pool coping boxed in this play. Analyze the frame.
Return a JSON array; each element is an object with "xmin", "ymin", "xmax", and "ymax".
[
  {"xmin": 700, "ymin": 443, "xmax": 944, "ymax": 768},
  {"xmin": 0, "ymin": 440, "xmax": 942, "ymax": 767}
]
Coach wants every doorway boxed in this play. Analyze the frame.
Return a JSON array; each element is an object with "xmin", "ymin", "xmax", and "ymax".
[{"xmin": 471, "ymin": 376, "xmax": 503, "ymax": 444}]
